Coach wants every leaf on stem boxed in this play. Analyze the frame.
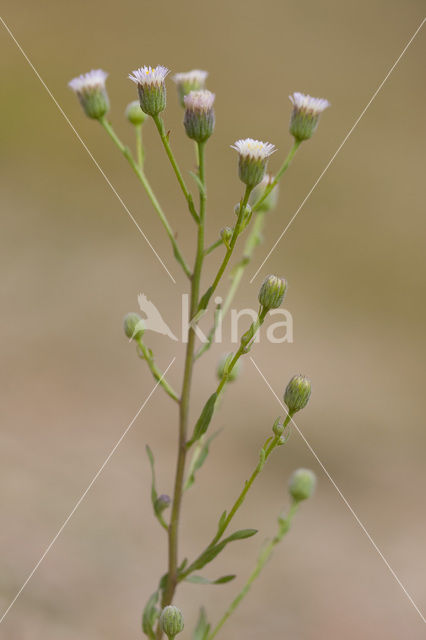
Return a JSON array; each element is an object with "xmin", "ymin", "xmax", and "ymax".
[
  {"xmin": 185, "ymin": 529, "xmax": 257, "ymax": 574},
  {"xmin": 184, "ymin": 431, "xmax": 221, "ymax": 491},
  {"xmin": 146, "ymin": 445, "xmax": 168, "ymax": 530},
  {"xmin": 198, "ymin": 287, "xmax": 213, "ymax": 312},
  {"xmin": 185, "ymin": 574, "xmax": 236, "ymax": 585},
  {"xmin": 187, "ymin": 393, "xmax": 218, "ymax": 447},
  {"xmin": 193, "ymin": 607, "xmax": 210, "ymax": 640},
  {"xmin": 189, "ymin": 170, "xmax": 207, "ymax": 197},
  {"xmin": 141, "ymin": 589, "xmax": 160, "ymax": 640}
]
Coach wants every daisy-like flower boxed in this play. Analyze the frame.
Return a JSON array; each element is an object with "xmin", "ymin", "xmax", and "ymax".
[
  {"xmin": 68, "ymin": 69, "xmax": 109, "ymax": 120},
  {"xmin": 231, "ymin": 138, "xmax": 276, "ymax": 188},
  {"xmin": 173, "ymin": 69, "xmax": 208, "ymax": 107},
  {"xmin": 289, "ymin": 92, "xmax": 330, "ymax": 142},
  {"xmin": 183, "ymin": 90, "xmax": 215, "ymax": 143},
  {"xmin": 128, "ymin": 65, "xmax": 170, "ymax": 116}
]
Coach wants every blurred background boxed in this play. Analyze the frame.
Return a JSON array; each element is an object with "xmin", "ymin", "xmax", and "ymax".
[{"xmin": 1, "ymin": 1, "xmax": 425, "ymax": 638}]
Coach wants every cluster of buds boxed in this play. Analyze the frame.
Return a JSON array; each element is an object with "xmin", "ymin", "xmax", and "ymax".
[
  {"xmin": 289, "ymin": 92, "xmax": 330, "ymax": 142},
  {"xmin": 288, "ymin": 468, "xmax": 316, "ymax": 502},
  {"xmin": 183, "ymin": 90, "xmax": 215, "ymax": 143},
  {"xmin": 173, "ymin": 69, "xmax": 208, "ymax": 107},
  {"xmin": 129, "ymin": 65, "xmax": 170, "ymax": 116},
  {"xmin": 160, "ymin": 605, "xmax": 184, "ymax": 640},
  {"xmin": 232, "ymin": 138, "xmax": 276, "ymax": 188},
  {"xmin": 284, "ymin": 374, "xmax": 311, "ymax": 414},
  {"xmin": 258, "ymin": 275, "xmax": 287, "ymax": 311},
  {"xmin": 68, "ymin": 69, "xmax": 109, "ymax": 120},
  {"xmin": 123, "ymin": 312, "xmax": 144, "ymax": 341}
]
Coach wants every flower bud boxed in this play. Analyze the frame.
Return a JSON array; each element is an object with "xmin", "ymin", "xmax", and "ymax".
[
  {"xmin": 249, "ymin": 174, "xmax": 279, "ymax": 212},
  {"xmin": 160, "ymin": 605, "xmax": 184, "ymax": 640},
  {"xmin": 289, "ymin": 92, "xmax": 330, "ymax": 142},
  {"xmin": 272, "ymin": 417, "xmax": 284, "ymax": 437},
  {"xmin": 217, "ymin": 353, "xmax": 241, "ymax": 382},
  {"xmin": 183, "ymin": 90, "xmax": 215, "ymax": 143},
  {"xmin": 173, "ymin": 69, "xmax": 208, "ymax": 107},
  {"xmin": 231, "ymin": 138, "xmax": 276, "ymax": 188},
  {"xmin": 258, "ymin": 275, "xmax": 287, "ymax": 310},
  {"xmin": 125, "ymin": 100, "xmax": 147, "ymax": 126},
  {"xmin": 129, "ymin": 65, "xmax": 169, "ymax": 117},
  {"xmin": 220, "ymin": 226, "xmax": 233, "ymax": 249},
  {"xmin": 123, "ymin": 312, "xmax": 144, "ymax": 340},
  {"xmin": 289, "ymin": 468, "xmax": 316, "ymax": 502},
  {"xmin": 68, "ymin": 69, "xmax": 109, "ymax": 120},
  {"xmin": 284, "ymin": 374, "xmax": 311, "ymax": 414},
  {"xmin": 154, "ymin": 494, "xmax": 171, "ymax": 514}
]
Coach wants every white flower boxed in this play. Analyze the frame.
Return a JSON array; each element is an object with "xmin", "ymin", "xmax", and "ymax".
[
  {"xmin": 68, "ymin": 69, "xmax": 108, "ymax": 94},
  {"xmin": 173, "ymin": 69, "xmax": 208, "ymax": 87},
  {"xmin": 129, "ymin": 65, "xmax": 170, "ymax": 87},
  {"xmin": 231, "ymin": 138, "xmax": 276, "ymax": 160},
  {"xmin": 289, "ymin": 92, "xmax": 330, "ymax": 115},
  {"xmin": 184, "ymin": 90, "xmax": 215, "ymax": 112}
]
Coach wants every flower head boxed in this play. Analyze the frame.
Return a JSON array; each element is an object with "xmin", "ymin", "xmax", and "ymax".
[
  {"xmin": 160, "ymin": 605, "xmax": 184, "ymax": 640},
  {"xmin": 284, "ymin": 374, "xmax": 311, "ymax": 414},
  {"xmin": 289, "ymin": 468, "xmax": 316, "ymax": 502},
  {"xmin": 125, "ymin": 100, "xmax": 147, "ymax": 126},
  {"xmin": 289, "ymin": 92, "xmax": 330, "ymax": 141},
  {"xmin": 129, "ymin": 65, "xmax": 170, "ymax": 116},
  {"xmin": 68, "ymin": 69, "xmax": 109, "ymax": 119},
  {"xmin": 183, "ymin": 90, "xmax": 215, "ymax": 142},
  {"xmin": 258, "ymin": 274, "xmax": 287, "ymax": 310},
  {"xmin": 231, "ymin": 138, "xmax": 276, "ymax": 188},
  {"xmin": 173, "ymin": 69, "xmax": 208, "ymax": 106}
]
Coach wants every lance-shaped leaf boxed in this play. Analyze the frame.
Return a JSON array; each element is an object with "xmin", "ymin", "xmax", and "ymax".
[
  {"xmin": 187, "ymin": 393, "xmax": 217, "ymax": 447},
  {"xmin": 185, "ymin": 574, "xmax": 236, "ymax": 585},
  {"xmin": 146, "ymin": 445, "xmax": 168, "ymax": 530},
  {"xmin": 184, "ymin": 528, "xmax": 257, "ymax": 575},
  {"xmin": 142, "ymin": 590, "xmax": 160, "ymax": 640},
  {"xmin": 193, "ymin": 607, "xmax": 210, "ymax": 640},
  {"xmin": 184, "ymin": 431, "xmax": 220, "ymax": 491}
]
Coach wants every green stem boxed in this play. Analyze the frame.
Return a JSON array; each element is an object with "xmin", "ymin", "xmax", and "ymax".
[
  {"xmin": 197, "ymin": 185, "xmax": 253, "ymax": 314},
  {"xmin": 152, "ymin": 115, "xmax": 199, "ymax": 223},
  {"xmin": 99, "ymin": 117, "xmax": 191, "ymax": 279},
  {"xmin": 160, "ymin": 142, "xmax": 207, "ymax": 618},
  {"xmin": 135, "ymin": 337, "xmax": 179, "ymax": 403},
  {"xmin": 207, "ymin": 501, "xmax": 299, "ymax": 640},
  {"xmin": 204, "ymin": 237, "xmax": 224, "ymax": 256},
  {"xmin": 252, "ymin": 140, "xmax": 300, "ymax": 212},
  {"xmin": 136, "ymin": 124, "xmax": 144, "ymax": 169}
]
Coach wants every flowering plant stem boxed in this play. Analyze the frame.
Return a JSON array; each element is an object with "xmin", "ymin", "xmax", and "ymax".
[
  {"xmin": 207, "ymin": 500, "xmax": 299, "ymax": 640},
  {"xmin": 159, "ymin": 141, "xmax": 207, "ymax": 626},
  {"xmin": 99, "ymin": 117, "xmax": 191, "ymax": 278},
  {"xmin": 135, "ymin": 336, "xmax": 179, "ymax": 402},
  {"xmin": 252, "ymin": 140, "xmax": 301, "ymax": 211}
]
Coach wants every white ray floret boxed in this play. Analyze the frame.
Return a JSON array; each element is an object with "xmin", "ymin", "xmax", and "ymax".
[
  {"xmin": 231, "ymin": 138, "xmax": 276, "ymax": 160},
  {"xmin": 129, "ymin": 65, "xmax": 170, "ymax": 87},
  {"xmin": 289, "ymin": 92, "xmax": 330, "ymax": 114},
  {"xmin": 173, "ymin": 69, "xmax": 208, "ymax": 86},
  {"xmin": 184, "ymin": 90, "xmax": 215, "ymax": 112},
  {"xmin": 68, "ymin": 69, "xmax": 108, "ymax": 93}
]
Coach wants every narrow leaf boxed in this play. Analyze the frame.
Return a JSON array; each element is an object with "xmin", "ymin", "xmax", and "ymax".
[
  {"xmin": 186, "ymin": 529, "xmax": 258, "ymax": 573},
  {"xmin": 193, "ymin": 607, "xmax": 210, "ymax": 640},
  {"xmin": 187, "ymin": 393, "xmax": 218, "ymax": 446},
  {"xmin": 184, "ymin": 431, "xmax": 220, "ymax": 491},
  {"xmin": 185, "ymin": 574, "xmax": 236, "ymax": 585},
  {"xmin": 198, "ymin": 287, "xmax": 213, "ymax": 312},
  {"xmin": 189, "ymin": 171, "xmax": 206, "ymax": 197},
  {"xmin": 142, "ymin": 590, "xmax": 159, "ymax": 640},
  {"xmin": 146, "ymin": 445, "xmax": 158, "ymax": 508},
  {"xmin": 213, "ymin": 574, "xmax": 236, "ymax": 584}
]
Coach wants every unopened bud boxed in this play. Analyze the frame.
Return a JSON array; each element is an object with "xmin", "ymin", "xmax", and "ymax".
[
  {"xmin": 160, "ymin": 605, "xmax": 184, "ymax": 640},
  {"xmin": 123, "ymin": 312, "xmax": 144, "ymax": 340},
  {"xmin": 125, "ymin": 100, "xmax": 147, "ymax": 126},
  {"xmin": 272, "ymin": 417, "xmax": 284, "ymax": 437},
  {"xmin": 68, "ymin": 69, "xmax": 109, "ymax": 120},
  {"xmin": 289, "ymin": 92, "xmax": 330, "ymax": 142},
  {"xmin": 129, "ymin": 65, "xmax": 169, "ymax": 117},
  {"xmin": 183, "ymin": 90, "xmax": 215, "ymax": 143},
  {"xmin": 231, "ymin": 138, "xmax": 276, "ymax": 188},
  {"xmin": 220, "ymin": 226, "xmax": 233, "ymax": 249},
  {"xmin": 249, "ymin": 174, "xmax": 279, "ymax": 212},
  {"xmin": 173, "ymin": 69, "xmax": 208, "ymax": 107},
  {"xmin": 258, "ymin": 275, "xmax": 287, "ymax": 310},
  {"xmin": 217, "ymin": 353, "xmax": 241, "ymax": 382},
  {"xmin": 289, "ymin": 468, "xmax": 316, "ymax": 502},
  {"xmin": 284, "ymin": 374, "xmax": 311, "ymax": 414},
  {"xmin": 155, "ymin": 494, "xmax": 171, "ymax": 514}
]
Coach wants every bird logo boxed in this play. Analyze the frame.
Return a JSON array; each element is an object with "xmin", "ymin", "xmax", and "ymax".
[{"xmin": 130, "ymin": 293, "xmax": 178, "ymax": 341}]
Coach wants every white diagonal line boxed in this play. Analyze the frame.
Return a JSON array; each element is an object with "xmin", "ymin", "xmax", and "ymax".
[
  {"xmin": 249, "ymin": 356, "xmax": 426, "ymax": 624},
  {"xmin": 0, "ymin": 357, "xmax": 176, "ymax": 624},
  {"xmin": 250, "ymin": 17, "xmax": 426, "ymax": 283},
  {"xmin": 0, "ymin": 16, "xmax": 176, "ymax": 284}
]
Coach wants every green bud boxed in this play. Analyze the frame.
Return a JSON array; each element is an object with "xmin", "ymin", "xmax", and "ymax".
[
  {"xmin": 289, "ymin": 93, "xmax": 330, "ymax": 142},
  {"xmin": 160, "ymin": 605, "xmax": 184, "ymax": 640},
  {"xmin": 68, "ymin": 70, "xmax": 109, "ymax": 120},
  {"xmin": 125, "ymin": 100, "xmax": 147, "ymax": 126},
  {"xmin": 289, "ymin": 468, "xmax": 316, "ymax": 502},
  {"xmin": 217, "ymin": 353, "xmax": 241, "ymax": 382},
  {"xmin": 249, "ymin": 174, "xmax": 279, "ymax": 212},
  {"xmin": 123, "ymin": 312, "xmax": 144, "ymax": 340},
  {"xmin": 258, "ymin": 275, "xmax": 287, "ymax": 310},
  {"xmin": 129, "ymin": 66, "xmax": 169, "ymax": 117},
  {"xmin": 173, "ymin": 70, "xmax": 208, "ymax": 108},
  {"xmin": 220, "ymin": 226, "xmax": 233, "ymax": 249},
  {"xmin": 154, "ymin": 494, "xmax": 171, "ymax": 514},
  {"xmin": 183, "ymin": 90, "xmax": 215, "ymax": 143},
  {"xmin": 272, "ymin": 417, "xmax": 284, "ymax": 437},
  {"xmin": 284, "ymin": 374, "xmax": 311, "ymax": 414}
]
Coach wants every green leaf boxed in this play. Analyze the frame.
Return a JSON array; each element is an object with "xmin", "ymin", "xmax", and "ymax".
[
  {"xmin": 222, "ymin": 528, "xmax": 258, "ymax": 543},
  {"xmin": 213, "ymin": 574, "xmax": 236, "ymax": 584},
  {"xmin": 186, "ymin": 529, "xmax": 258, "ymax": 573},
  {"xmin": 198, "ymin": 287, "xmax": 213, "ymax": 312},
  {"xmin": 185, "ymin": 574, "xmax": 236, "ymax": 585},
  {"xmin": 189, "ymin": 171, "xmax": 206, "ymax": 197},
  {"xmin": 193, "ymin": 607, "xmax": 210, "ymax": 640},
  {"xmin": 184, "ymin": 431, "xmax": 220, "ymax": 491},
  {"xmin": 142, "ymin": 590, "xmax": 159, "ymax": 640},
  {"xmin": 146, "ymin": 445, "xmax": 158, "ymax": 509},
  {"xmin": 216, "ymin": 510, "xmax": 227, "ymax": 537},
  {"xmin": 187, "ymin": 393, "xmax": 218, "ymax": 447}
]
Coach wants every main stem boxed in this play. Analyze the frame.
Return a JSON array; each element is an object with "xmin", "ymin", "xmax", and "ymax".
[{"xmin": 161, "ymin": 142, "xmax": 206, "ymax": 611}]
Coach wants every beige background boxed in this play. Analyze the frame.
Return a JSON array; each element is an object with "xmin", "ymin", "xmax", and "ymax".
[{"xmin": 1, "ymin": 1, "xmax": 425, "ymax": 638}]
